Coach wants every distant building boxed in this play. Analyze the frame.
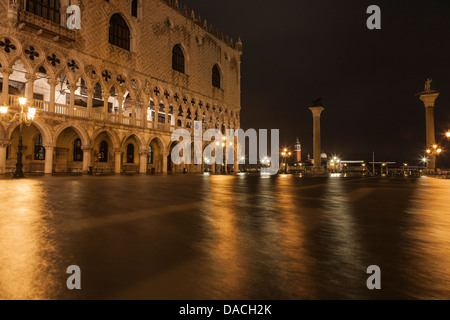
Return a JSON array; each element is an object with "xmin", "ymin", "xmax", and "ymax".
[{"xmin": 294, "ymin": 137, "xmax": 301, "ymax": 163}]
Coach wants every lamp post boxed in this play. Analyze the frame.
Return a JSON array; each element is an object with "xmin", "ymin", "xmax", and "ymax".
[
  {"xmin": 329, "ymin": 156, "xmax": 341, "ymax": 173},
  {"xmin": 281, "ymin": 148, "xmax": 292, "ymax": 174},
  {"xmin": 215, "ymin": 136, "xmax": 233, "ymax": 174},
  {"xmin": 426, "ymin": 145, "xmax": 442, "ymax": 172},
  {"xmin": 261, "ymin": 156, "xmax": 271, "ymax": 170},
  {"xmin": 0, "ymin": 97, "xmax": 36, "ymax": 178}
]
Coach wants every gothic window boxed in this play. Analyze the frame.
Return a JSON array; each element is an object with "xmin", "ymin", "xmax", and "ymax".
[
  {"xmin": 212, "ymin": 65, "xmax": 221, "ymax": 89},
  {"xmin": 73, "ymin": 138, "xmax": 83, "ymax": 162},
  {"xmin": 99, "ymin": 141, "xmax": 108, "ymax": 163},
  {"xmin": 147, "ymin": 145, "xmax": 153, "ymax": 164},
  {"xmin": 34, "ymin": 134, "xmax": 45, "ymax": 161},
  {"xmin": 80, "ymin": 78, "xmax": 87, "ymax": 96},
  {"xmin": 26, "ymin": 0, "xmax": 61, "ymax": 24},
  {"xmin": 172, "ymin": 45, "xmax": 185, "ymax": 73},
  {"xmin": 132, "ymin": 0, "xmax": 138, "ymax": 17},
  {"xmin": 94, "ymin": 83, "xmax": 102, "ymax": 99},
  {"xmin": 127, "ymin": 144, "xmax": 134, "ymax": 163},
  {"xmin": 109, "ymin": 14, "xmax": 130, "ymax": 51}
]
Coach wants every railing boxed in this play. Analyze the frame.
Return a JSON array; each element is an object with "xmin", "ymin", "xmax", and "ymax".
[
  {"xmin": 8, "ymin": 95, "xmax": 19, "ymax": 106},
  {"xmin": 122, "ymin": 116, "xmax": 131, "ymax": 125},
  {"xmin": 18, "ymin": 10, "xmax": 77, "ymax": 42},
  {"xmin": 55, "ymin": 103, "xmax": 69, "ymax": 115},
  {"xmin": 5, "ymin": 94, "xmax": 187, "ymax": 133},
  {"xmin": 108, "ymin": 114, "xmax": 118, "ymax": 123},
  {"xmin": 33, "ymin": 100, "xmax": 49, "ymax": 112},
  {"xmin": 73, "ymin": 106, "xmax": 87, "ymax": 118},
  {"xmin": 92, "ymin": 111, "xmax": 103, "ymax": 121}
]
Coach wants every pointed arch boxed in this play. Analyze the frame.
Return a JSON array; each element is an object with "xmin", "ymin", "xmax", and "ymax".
[
  {"xmin": 212, "ymin": 64, "xmax": 222, "ymax": 89},
  {"xmin": 91, "ymin": 128, "xmax": 120, "ymax": 149},
  {"xmin": 53, "ymin": 123, "xmax": 91, "ymax": 147},
  {"xmin": 109, "ymin": 13, "xmax": 131, "ymax": 51},
  {"xmin": 172, "ymin": 44, "xmax": 185, "ymax": 74},
  {"xmin": 6, "ymin": 118, "xmax": 52, "ymax": 146},
  {"xmin": 121, "ymin": 133, "xmax": 146, "ymax": 151}
]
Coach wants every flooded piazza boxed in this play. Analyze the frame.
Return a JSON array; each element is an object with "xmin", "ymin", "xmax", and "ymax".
[{"xmin": 1, "ymin": 174, "xmax": 450, "ymax": 300}]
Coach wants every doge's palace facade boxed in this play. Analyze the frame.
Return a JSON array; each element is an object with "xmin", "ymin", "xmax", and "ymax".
[{"xmin": 0, "ymin": 0, "xmax": 242, "ymax": 175}]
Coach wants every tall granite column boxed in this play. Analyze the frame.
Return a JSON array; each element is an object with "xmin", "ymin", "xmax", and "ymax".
[
  {"xmin": 419, "ymin": 80, "xmax": 439, "ymax": 171},
  {"xmin": 309, "ymin": 105, "xmax": 325, "ymax": 173}
]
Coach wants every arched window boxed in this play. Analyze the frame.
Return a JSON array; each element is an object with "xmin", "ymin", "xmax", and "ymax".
[
  {"xmin": 94, "ymin": 82, "xmax": 102, "ymax": 99},
  {"xmin": 147, "ymin": 145, "xmax": 154, "ymax": 164},
  {"xmin": 212, "ymin": 65, "xmax": 221, "ymax": 89},
  {"xmin": 34, "ymin": 134, "xmax": 45, "ymax": 160},
  {"xmin": 172, "ymin": 45, "xmax": 185, "ymax": 73},
  {"xmin": 26, "ymin": 0, "xmax": 61, "ymax": 24},
  {"xmin": 73, "ymin": 138, "xmax": 83, "ymax": 162},
  {"xmin": 99, "ymin": 141, "xmax": 108, "ymax": 163},
  {"xmin": 109, "ymin": 14, "xmax": 130, "ymax": 51},
  {"xmin": 127, "ymin": 144, "xmax": 135, "ymax": 163},
  {"xmin": 132, "ymin": 0, "xmax": 138, "ymax": 17}
]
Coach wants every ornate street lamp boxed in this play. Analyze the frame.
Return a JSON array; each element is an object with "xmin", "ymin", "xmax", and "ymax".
[
  {"xmin": 425, "ymin": 145, "xmax": 442, "ymax": 171},
  {"xmin": 281, "ymin": 148, "xmax": 292, "ymax": 174},
  {"xmin": 0, "ymin": 97, "xmax": 36, "ymax": 178},
  {"xmin": 213, "ymin": 136, "xmax": 233, "ymax": 174}
]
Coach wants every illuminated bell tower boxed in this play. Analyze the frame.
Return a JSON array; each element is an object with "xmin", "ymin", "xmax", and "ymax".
[{"xmin": 294, "ymin": 137, "xmax": 302, "ymax": 163}]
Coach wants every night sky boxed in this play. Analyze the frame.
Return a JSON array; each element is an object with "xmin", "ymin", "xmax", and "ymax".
[{"xmin": 186, "ymin": 0, "xmax": 450, "ymax": 166}]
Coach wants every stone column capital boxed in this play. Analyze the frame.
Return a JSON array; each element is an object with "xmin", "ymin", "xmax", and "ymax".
[
  {"xmin": 81, "ymin": 146, "xmax": 93, "ymax": 152},
  {"xmin": 43, "ymin": 143, "xmax": 56, "ymax": 149},
  {"xmin": 309, "ymin": 106, "xmax": 325, "ymax": 117},
  {"xmin": 114, "ymin": 149, "xmax": 122, "ymax": 154},
  {"xmin": 0, "ymin": 140, "xmax": 10, "ymax": 147},
  {"xmin": 25, "ymin": 74, "xmax": 37, "ymax": 81},
  {"xmin": 68, "ymin": 84, "xmax": 78, "ymax": 91},
  {"xmin": 1, "ymin": 68, "xmax": 13, "ymax": 75},
  {"xmin": 47, "ymin": 79, "xmax": 60, "ymax": 86},
  {"xmin": 420, "ymin": 93, "xmax": 440, "ymax": 108},
  {"xmin": 139, "ymin": 150, "xmax": 148, "ymax": 156}
]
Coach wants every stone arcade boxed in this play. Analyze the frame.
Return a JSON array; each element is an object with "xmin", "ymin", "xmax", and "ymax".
[{"xmin": 0, "ymin": 0, "xmax": 242, "ymax": 175}]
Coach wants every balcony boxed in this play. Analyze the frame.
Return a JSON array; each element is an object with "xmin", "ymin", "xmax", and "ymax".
[
  {"xmin": 17, "ymin": 10, "xmax": 76, "ymax": 42},
  {"xmin": 7, "ymin": 94, "xmax": 179, "ymax": 133}
]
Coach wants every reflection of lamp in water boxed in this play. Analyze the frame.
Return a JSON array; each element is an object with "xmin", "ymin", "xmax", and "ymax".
[{"xmin": 0, "ymin": 97, "xmax": 36, "ymax": 178}]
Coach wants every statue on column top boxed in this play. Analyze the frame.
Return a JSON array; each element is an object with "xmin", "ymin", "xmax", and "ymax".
[{"xmin": 425, "ymin": 78, "xmax": 432, "ymax": 93}]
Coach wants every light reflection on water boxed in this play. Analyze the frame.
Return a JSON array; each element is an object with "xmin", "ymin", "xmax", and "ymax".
[
  {"xmin": 403, "ymin": 177, "xmax": 450, "ymax": 299},
  {"xmin": 0, "ymin": 175, "xmax": 449, "ymax": 299},
  {"xmin": 0, "ymin": 179, "xmax": 59, "ymax": 299}
]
